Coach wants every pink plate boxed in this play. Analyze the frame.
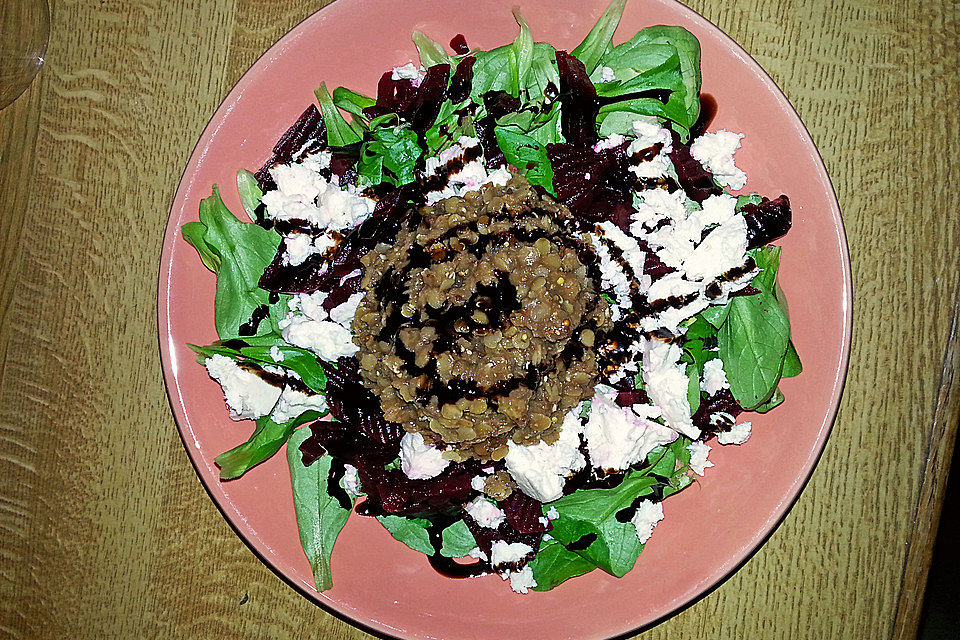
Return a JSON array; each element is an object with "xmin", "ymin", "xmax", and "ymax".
[{"xmin": 159, "ymin": 0, "xmax": 851, "ymax": 638}]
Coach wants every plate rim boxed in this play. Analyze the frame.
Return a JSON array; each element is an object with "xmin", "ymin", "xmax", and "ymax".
[{"xmin": 157, "ymin": 0, "xmax": 852, "ymax": 637}]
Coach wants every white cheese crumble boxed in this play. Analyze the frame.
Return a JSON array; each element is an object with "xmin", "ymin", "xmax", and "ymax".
[
  {"xmin": 641, "ymin": 338, "xmax": 700, "ymax": 439},
  {"xmin": 468, "ymin": 547, "xmax": 488, "ymax": 562},
  {"xmin": 342, "ymin": 464, "xmax": 362, "ymax": 496},
  {"xmin": 270, "ymin": 386, "xmax": 328, "ymax": 423},
  {"xmin": 262, "ymin": 161, "xmax": 375, "ymax": 230},
  {"xmin": 631, "ymin": 499, "xmax": 664, "ymax": 543},
  {"xmin": 594, "ymin": 133, "xmax": 625, "ymax": 152},
  {"xmin": 717, "ymin": 421, "xmax": 752, "ymax": 445},
  {"xmin": 279, "ymin": 316, "xmax": 358, "ymax": 361},
  {"xmin": 687, "ymin": 441, "xmax": 714, "ymax": 475},
  {"xmin": 599, "ymin": 66, "xmax": 616, "ymax": 82},
  {"xmin": 470, "ymin": 475, "xmax": 487, "ymax": 492},
  {"xmin": 269, "ymin": 346, "xmax": 285, "ymax": 362},
  {"xmin": 423, "ymin": 136, "xmax": 510, "ymax": 204},
  {"xmin": 690, "ymin": 130, "xmax": 747, "ymax": 190},
  {"xmin": 627, "ymin": 119, "xmax": 673, "ymax": 179},
  {"xmin": 400, "ymin": 432, "xmax": 450, "ymax": 480},
  {"xmin": 329, "ymin": 291, "xmax": 364, "ymax": 327},
  {"xmin": 504, "ymin": 405, "xmax": 586, "ymax": 502},
  {"xmin": 490, "ymin": 541, "xmax": 534, "ymax": 569},
  {"xmin": 546, "ymin": 506, "xmax": 559, "ymax": 520},
  {"xmin": 504, "ymin": 565, "xmax": 537, "ymax": 594},
  {"xmin": 205, "ymin": 355, "xmax": 282, "ymax": 421},
  {"xmin": 464, "ymin": 496, "xmax": 506, "ymax": 529},
  {"xmin": 584, "ymin": 386, "xmax": 678, "ymax": 471},
  {"xmin": 701, "ymin": 359, "xmax": 729, "ymax": 395},
  {"xmin": 391, "ymin": 62, "xmax": 426, "ymax": 85}
]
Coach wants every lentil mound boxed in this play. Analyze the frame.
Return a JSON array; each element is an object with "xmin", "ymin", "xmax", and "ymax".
[{"xmin": 352, "ymin": 176, "xmax": 611, "ymax": 461}]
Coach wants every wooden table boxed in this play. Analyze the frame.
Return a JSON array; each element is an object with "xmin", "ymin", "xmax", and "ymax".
[{"xmin": 1, "ymin": 0, "xmax": 957, "ymax": 637}]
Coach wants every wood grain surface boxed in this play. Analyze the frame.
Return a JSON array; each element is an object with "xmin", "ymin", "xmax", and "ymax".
[{"xmin": 1, "ymin": 0, "xmax": 957, "ymax": 638}]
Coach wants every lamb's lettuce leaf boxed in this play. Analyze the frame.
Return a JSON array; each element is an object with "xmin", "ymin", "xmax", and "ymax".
[
  {"xmin": 216, "ymin": 410, "xmax": 324, "ymax": 480},
  {"xmin": 571, "ymin": 0, "xmax": 628, "ymax": 74},
  {"xmin": 288, "ymin": 428, "xmax": 354, "ymax": 592},
  {"xmin": 376, "ymin": 516, "xmax": 477, "ymax": 558},
  {"xmin": 183, "ymin": 187, "xmax": 281, "ymax": 340},
  {"xmin": 190, "ymin": 335, "xmax": 327, "ymax": 393}
]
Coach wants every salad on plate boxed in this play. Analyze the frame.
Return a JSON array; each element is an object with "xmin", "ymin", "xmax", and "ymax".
[{"xmin": 182, "ymin": 0, "xmax": 802, "ymax": 594}]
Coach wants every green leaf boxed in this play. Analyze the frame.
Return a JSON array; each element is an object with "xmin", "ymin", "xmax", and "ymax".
[
  {"xmin": 440, "ymin": 518, "xmax": 477, "ymax": 557},
  {"xmin": 782, "ymin": 340, "xmax": 802, "ymax": 378},
  {"xmin": 315, "ymin": 82, "xmax": 362, "ymax": 146},
  {"xmin": 236, "ymin": 170, "xmax": 263, "ymax": 222},
  {"xmin": 736, "ymin": 193, "xmax": 763, "ymax": 210},
  {"xmin": 377, "ymin": 516, "xmax": 434, "ymax": 555},
  {"xmin": 376, "ymin": 516, "xmax": 477, "ymax": 558},
  {"xmin": 685, "ymin": 362, "xmax": 701, "ymax": 415},
  {"xmin": 493, "ymin": 127, "xmax": 555, "ymax": 193},
  {"xmin": 216, "ymin": 410, "xmax": 324, "ymax": 480},
  {"xmin": 358, "ymin": 125, "xmax": 422, "ymax": 187},
  {"xmin": 718, "ymin": 247, "xmax": 791, "ymax": 409},
  {"xmin": 549, "ymin": 472, "xmax": 658, "ymax": 577},
  {"xmin": 182, "ymin": 221, "xmax": 221, "ymax": 273},
  {"xmin": 529, "ymin": 536, "xmax": 598, "ymax": 591},
  {"xmin": 332, "ymin": 86, "xmax": 376, "ymax": 126},
  {"xmin": 412, "ymin": 30, "xmax": 455, "ymax": 68},
  {"xmin": 753, "ymin": 387, "xmax": 784, "ymax": 413},
  {"xmin": 287, "ymin": 428, "xmax": 353, "ymax": 592},
  {"xmin": 192, "ymin": 186, "xmax": 281, "ymax": 340},
  {"xmin": 511, "ymin": 9, "xmax": 534, "ymax": 95},
  {"xmin": 699, "ymin": 303, "xmax": 732, "ymax": 328},
  {"xmin": 190, "ymin": 336, "xmax": 327, "ymax": 393},
  {"xmin": 571, "ymin": 0, "xmax": 628, "ymax": 74}
]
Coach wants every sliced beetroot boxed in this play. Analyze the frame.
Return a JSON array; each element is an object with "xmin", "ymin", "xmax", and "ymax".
[
  {"xmin": 499, "ymin": 490, "xmax": 549, "ymax": 534},
  {"xmin": 357, "ymin": 465, "xmax": 475, "ymax": 517},
  {"xmin": 448, "ymin": 56, "xmax": 476, "ymax": 104},
  {"xmin": 635, "ymin": 238, "xmax": 676, "ymax": 280},
  {"xmin": 742, "ymin": 195, "xmax": 792, "ymax": 248},
  {"xmin": 362, "ymin": 64, "xmax": 451, "ymax": 134},
  {"xmin": 255, "ymin": 104, "xmax": 327, "ymax": 192},
  {"xmin": 691, "ymin": 388, "xmax": 743, "ymax": 434},
  {"xmin": 555, "ymin": 51, "xmax": 599, "ymax": 147},
  {"xmin": 463, "ymin": 512, "xmax": 545, "ymax": 565},
  {"xmin": 615, "ymin": 389, "xmax": 650, "ymax": 407},
  {"xmin": 450, "ymin": 34, "xmax": 470, "ymax": 54},
  {"xmin": 475, "ymin": 90, "xmax": 523, "ymax": 169},
  {"xmin": 321, "ymin": 272, "xmax": 363, "ymax": 314},
  {"xmin": 668, "ymin": 134, "xmax": 723, "ymax": 204},
  {"xmin": 547, "ymin": 141, "xmax": 635, "ymax": 230},
  {"xmin": 320, "ymin": 357, "xmax": 404, "ymax": 444},
  {"xmin": 299, "ymin": 416, "xmax": 398, "ymax": 469}
]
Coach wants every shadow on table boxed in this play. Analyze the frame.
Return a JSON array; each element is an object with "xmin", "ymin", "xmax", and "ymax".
[{"xmin": 918, "ymin": 434, "xmax": 960, "ymax": 639}]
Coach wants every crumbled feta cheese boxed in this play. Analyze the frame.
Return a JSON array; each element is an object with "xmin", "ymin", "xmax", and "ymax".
[
  {"xmin": 589, "ymin": 234, "xmax": 633, "ymax": 308},
  {"xmin": 269, "ymin": 346, "xmax": 285, "ymax": 362},
  {"xmin": 423, "ymin": 137, "xmax": 508, "ymax": 204},
  {"xmin": 641, "ymin": 338, "xmax": 700, "ymax": 439},
  {"xmin": 262, "ymin": 161, "xmax": 374, "ymax": 230},
  {"xmin": 329, "ymin": 291, "xmax": 364, "ymax": 327},
  {"xmin": 400, "ymin": 432, "xmax": 450, "ymax": 480},
  {"xmin": 504, "ymin": 406, "xmax": 586, "ymax": 502},
  {"xmin": 594, "ymin": 133, "xmax": 625, "ymax": 152},
  {"xmin": 468, "ymin": 547, "xmax": 488, "ymax": 562},
  {"xmin": 270, "ymin": 386, "xmax": 328, "ymax": 423},
  {"xmin": 599, "ymin": 66, "xmax": 616, "ymax": 82},
  {"xmin": 204, "ymin": 355, "xmax": 282, "ymax": 421},
  {"xmin": 283, "ymin": 232, "xmax": 318, "ymax": 266},
  {"xmin": 630, "ymin": 499, "xmax": 664, "ymax": 543},
  {"xmin": 391, "ymin": 62, "xmax": 426, "ymax": 85},
  {"xmin": 546, "ymin": 506, "xmax": 559, "ymax": 520},
  {"xmin": 631, "ymin": 187, "xmax": 688, "ymax": 236},
  {"xmin": 504, "ymin": 565, "xmax": 537, "ymax": 594},
  {"xmin": 490, "ymin": 541, "xmax": 533, "ymax": 569},
  {"xmin": 292, "ymin": 290, "xmax": 329, "ymax": 322},
  {"xmin": 641, "ymin": 273, "xmax": 709, "ymax": 334},
  {"xmin": 279, "ymin": 314, "xmax": 358, "ymax": 361},
  {"xmin": 470, "ymin": 475, "xmax": 487, "ymax": 492},
  {"xmin": 627, "ymin": 120, "xmax": 673, "ymax": 179},
  {"xmin": 717, "ymin": 421, "xmax": 752, "ymax": 445},
  {"xmin": 597, "ymin": 221, "xmax": 650, "ymax": 292},
  {"xmin": 690, "ymin": 130, "xmax": 746, "ymax": 190},
  {"xmin": 465, "ymin": 496, "xmax": 506, "ymax": 529},
  {"xmin": 702, "ymin": 359, "xmax": 729, "ymax": 395},
  {"xmin": 687, "ymin": 441, "xmax": 714, "ymax": 475},
  {"xmin": 584, "ymin": 387, "xmax": 678, "ymax": 471},
  {"xmin": 342, "ymin": 464, "xmax": 362, "ymax": 496}
]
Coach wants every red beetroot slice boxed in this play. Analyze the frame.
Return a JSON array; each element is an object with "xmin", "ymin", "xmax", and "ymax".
[
  {"xmin": 691, "ymin": 388, "xmax": 744, "ymax": 435},
  {"xmin": 320, "ymin": 357, "xmax": 405, "ymax": 444},
  {"xmin": 449, "ymin": 34, "xmax": 470, "ymax": 54},
  {"xmin": 498, "ymin": 490, "xmax": 549, "ymax": 534},
  {"xmin": 616, "ymin": 389, "xmax": 651, "ymax": 407},
  {"xmin": 254, "ymin": 104, "xmax": 327, "ymax": 192},
  {"xmin": 448, "ymin": 56, "xmax": 475, "ymax": 104},
  {"xmin": 668, "ymin": 134, "xmax": 723, "ymax": 204},
  {"xmin": 357, "ymin": 465, "xmax": 474, "ymax": 517},
  {"xmin": 742, "ymin": 195, "xmax": 792, "ymax": 249},
  {"xmin": 555, "ymin": 50, "xmax": 599, "ymax": 147},
  {"xmin": 547, "ymin": 140, "xmax": 635, "ymax": 231}
]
